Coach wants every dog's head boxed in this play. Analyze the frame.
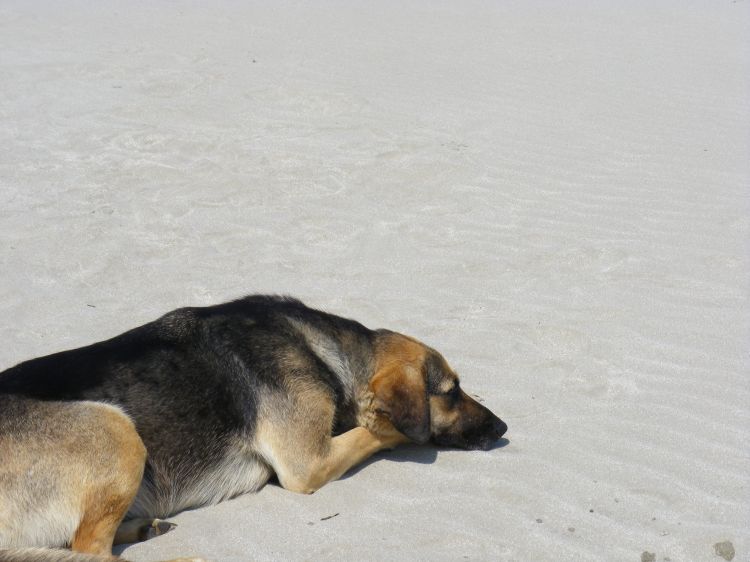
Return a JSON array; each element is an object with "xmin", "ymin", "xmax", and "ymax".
[{"xmin": 370, "ymin": 332, "xmax": 507, "ymax": 450}]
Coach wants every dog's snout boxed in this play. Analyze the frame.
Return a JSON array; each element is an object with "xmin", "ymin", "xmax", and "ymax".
[{"xmin": 494, "ymin": 417, "xmax": 507, "ymax": 438}]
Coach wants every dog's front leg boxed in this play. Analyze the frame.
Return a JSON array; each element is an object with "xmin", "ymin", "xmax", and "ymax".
[{"xmin": 269, "ymin": 426, "xmax": 409, "ymax": 495}]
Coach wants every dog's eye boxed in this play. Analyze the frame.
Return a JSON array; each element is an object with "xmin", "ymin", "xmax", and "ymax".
[{"xmin": 442, "ymin": 381, "xmax": 460, "ymax": 396}]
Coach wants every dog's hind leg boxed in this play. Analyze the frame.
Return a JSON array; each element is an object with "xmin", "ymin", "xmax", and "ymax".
[
  {"xmin": 68, "ymin": 404, "xmax": 147, "ymax": 557},
  {"xmin": 1, "ymin": 399, "xmax": 145, "ymax": 558}
]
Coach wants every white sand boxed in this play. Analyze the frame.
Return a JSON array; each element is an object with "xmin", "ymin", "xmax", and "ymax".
[{"xmin": 1, "ymin": 1, "xmax": 748, "ymax": 561}]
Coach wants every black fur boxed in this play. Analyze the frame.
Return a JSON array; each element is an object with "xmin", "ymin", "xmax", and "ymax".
[{"xmin": 0, "ymin": 295, "xmax": 375, "ymax": 509}]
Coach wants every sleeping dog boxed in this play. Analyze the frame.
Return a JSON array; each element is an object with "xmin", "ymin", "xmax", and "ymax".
[{"xmin": 0, "ymin": 295, "xmax": 507, "ymax": 561}]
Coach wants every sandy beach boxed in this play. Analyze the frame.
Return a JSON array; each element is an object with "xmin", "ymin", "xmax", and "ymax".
[{"xmin": 1, "ymin": 1, "xmax": 748, "ymax": 561}]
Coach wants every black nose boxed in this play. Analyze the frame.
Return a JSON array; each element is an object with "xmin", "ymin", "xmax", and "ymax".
[{"xmin": 494, "ymin": 418, "xmax": 508, "ymax": 438}]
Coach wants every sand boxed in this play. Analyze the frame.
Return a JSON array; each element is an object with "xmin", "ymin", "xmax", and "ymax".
[{"xmin": 1, "ymin": 1, "xmax": 748, "ymax": 561}]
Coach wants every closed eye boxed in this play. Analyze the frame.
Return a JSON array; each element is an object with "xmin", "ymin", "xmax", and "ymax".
[{"xmin": 442, "ymin": 380, "xmax": 460, "ymax": 396}]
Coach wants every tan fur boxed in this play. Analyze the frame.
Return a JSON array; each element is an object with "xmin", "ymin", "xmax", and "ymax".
[
  {"xmin": 366, "ymin": 333, "xmax": 431, "ymax": 443},
  {"xmin": 0, "ymin": 403, "xmax": 141, "ymax": 551},
  {"xmin": 373, "ymin": 332, "xmax": 428, "ymax": 368},
  {"xmin": 254, "ymin": 336, "xmax": 416, "ymax": 494},
  {"xmin": 429, "ymin": 395, "xmax": 461, "ymax": 431},
  {"xmin": 257, "ymin": 419, "xmax": 407, "ymax": 494},
  {"xmin": 1, "ymin": 305, "xmax": 503, "ymax": 560},
  {"xmin": 0, "ymin": 402, "xmax": 160, "ymax": 560},
  {"xmin": 0, "ymin": 548, "xmax": 121, "ymax": 561},
  {"xmin": 0, "ymin": 550, "xmax": 204, "ymax": 562},
  {"xmin": 71, "ymin": 407, "xmax": 146, "ymax": 556}
]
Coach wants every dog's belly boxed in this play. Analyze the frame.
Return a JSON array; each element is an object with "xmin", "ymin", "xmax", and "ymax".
[{"xmin": 128, "ymin": 441, "xmax": 273, "ymax": 519}]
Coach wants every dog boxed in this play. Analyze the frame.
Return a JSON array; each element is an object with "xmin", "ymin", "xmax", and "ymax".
[{"xmin": 0, "ymin": 295, "xmax": 507, "ymax": 561}]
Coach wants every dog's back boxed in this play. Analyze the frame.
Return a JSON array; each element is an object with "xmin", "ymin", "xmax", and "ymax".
[
  {"xmin": 0, "ymin": 296, "xmax": 373, "ymax": 520},
  {"xmin": 1, "ymin": 295, "xmax": 506, "ymax": 561},
  {"xmin": 0, "ymin": 296, "xmax": 373, "ymax": 560}
]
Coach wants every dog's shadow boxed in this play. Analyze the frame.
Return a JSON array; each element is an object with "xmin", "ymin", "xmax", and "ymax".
[
  {"xmin": 113, "ymin": 438, "xmax": 509, "ymax": 556},
  {"xmin": 342, "ymin": 437, "xmax": 510, "ymax": 479}
]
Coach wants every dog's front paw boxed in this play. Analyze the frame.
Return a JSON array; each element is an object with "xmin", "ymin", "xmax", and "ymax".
[
  {"xmin": 377, "ymin": 428, "xmax": 412, "ymax": 450},
  {"xmin": 364, "ymin": 414, "xmax": 411, "ymax": 450}
]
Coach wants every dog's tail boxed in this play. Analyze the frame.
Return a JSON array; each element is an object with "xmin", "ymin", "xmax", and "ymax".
[
  {"xmin": 0, "ymin": 550, "xmax": 204, "ymax": 562},
  {"xmin": 0, "ymin": 549, "xmax": 122, "ymax": 562}
]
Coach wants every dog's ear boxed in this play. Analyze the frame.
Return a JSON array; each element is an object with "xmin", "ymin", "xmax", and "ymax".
[{"xmin": 370, "ymin": 364, "xmax": 430, "ymax": 444}]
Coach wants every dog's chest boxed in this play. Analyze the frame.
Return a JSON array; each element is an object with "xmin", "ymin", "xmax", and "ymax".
[
  {"xmin": 130, "ymin": 439, "xmax": 273, "ymax": 518},
  {"xmin": 189, "ymin": 444, "xmax": 273, "ymax": 504}
]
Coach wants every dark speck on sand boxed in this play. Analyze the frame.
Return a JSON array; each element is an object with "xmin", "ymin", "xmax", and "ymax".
[{"xmin": 714, "ymin": 541, "xmax": 735, "ymax": 561}]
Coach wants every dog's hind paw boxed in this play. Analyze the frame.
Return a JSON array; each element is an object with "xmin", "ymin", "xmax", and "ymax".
[
  {"xmin": 115, "ymin": 517, "xmax": 178, "ymax": 544},
  {"xmin": 144, "ymin": 518, "xmax": 177, "ymax": 540}
]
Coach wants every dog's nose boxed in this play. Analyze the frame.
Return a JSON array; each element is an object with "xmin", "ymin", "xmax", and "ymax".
[{"xmin": 494, "ymin": 418, "xmax": 508, "ymax": 438}]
